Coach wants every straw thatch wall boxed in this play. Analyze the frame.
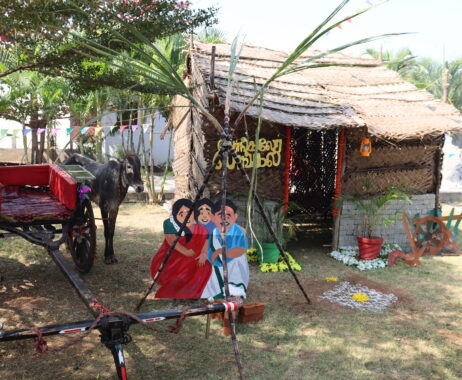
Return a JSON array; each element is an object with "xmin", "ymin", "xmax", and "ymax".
[
  {"xmin": 342, "ymin": 128, "xmax": 443, "ymax": 196},
  {"xmin": 171, "ymin": 67, "xmax": 209, "ymax": 199}
]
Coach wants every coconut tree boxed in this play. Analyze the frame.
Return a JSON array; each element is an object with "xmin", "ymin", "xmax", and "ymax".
[
  {"xmin": 196, "ymin": 27, "xmax": 227, "ymax": 43},
  {"xmin": 365, "ymin": 47, "xmax": 417, "ymax": 76}
]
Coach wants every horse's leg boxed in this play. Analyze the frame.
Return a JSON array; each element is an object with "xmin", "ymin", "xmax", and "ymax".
[
  {"xmin": 101, "ymin": 207, "xmax": 111, "ymax": 264},
  {"xmin": 106, "ymin": 206, "xmax": 120, "ymax": 264}
]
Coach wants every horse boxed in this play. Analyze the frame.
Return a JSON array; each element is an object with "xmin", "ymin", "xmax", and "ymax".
[{"xmin": 63, "ymin": 153, "xmax": 144, "ymax": 264}]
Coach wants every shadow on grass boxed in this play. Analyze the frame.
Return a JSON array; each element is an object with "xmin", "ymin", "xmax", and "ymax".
[{"xmin": 1, "ymin": 203, "xmax": 461, "ymax": 379}]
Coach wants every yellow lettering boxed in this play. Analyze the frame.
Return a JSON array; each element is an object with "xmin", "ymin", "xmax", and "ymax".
[{"xmin": 213, "ymin": 137, "xmax": 283, "ymax": 170}]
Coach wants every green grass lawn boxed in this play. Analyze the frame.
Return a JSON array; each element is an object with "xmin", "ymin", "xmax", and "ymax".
[{"xmin": 0, "ymin": 203, "xmax": 461, "ymax": 379}]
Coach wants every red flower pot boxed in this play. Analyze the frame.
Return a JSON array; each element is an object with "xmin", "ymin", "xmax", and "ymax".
[{"xmin": 357, "ymin": 236, "xmax": 384, "ymax": 260}]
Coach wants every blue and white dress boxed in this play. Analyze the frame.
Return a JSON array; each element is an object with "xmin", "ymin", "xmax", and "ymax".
[{"xmin": 201, "ymin": 223, "xmax": 249, "ymax": 299}]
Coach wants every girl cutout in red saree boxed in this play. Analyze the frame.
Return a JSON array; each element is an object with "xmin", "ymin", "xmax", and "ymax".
[{"xmin": 150, "ymin": 199, "xmax": 212, "ymax": 299}]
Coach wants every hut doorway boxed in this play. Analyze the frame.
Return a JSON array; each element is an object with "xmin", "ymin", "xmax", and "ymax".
[{"xmin": 289, "ymin": 128, "xmax": 339, "ymax": 242}]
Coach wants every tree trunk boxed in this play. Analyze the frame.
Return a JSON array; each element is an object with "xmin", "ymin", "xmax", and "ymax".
[
  {"xmin": 158, "ymin": 124, "xmax": 172, "ymax": 203},
  {"xmin": 96, "ymin": 107, "xmax": 103, "ymax": 163},
  {"xmin": 146, "ymin": 113, "xmax": 158, "ymax": 204},
  {"xmin": 22, "ymin": 122, "xmax": 30, "ymax": 163},
  {"xmin": 29, "ymin": 113, "xmax": 39, "ymax": 164},
  {"xmin": 37, "ymin": 119, "xmax": 46, "ymax": 163}
]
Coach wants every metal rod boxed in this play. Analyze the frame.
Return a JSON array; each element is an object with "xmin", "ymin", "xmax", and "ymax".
[
  {"xmin": 0, "ymin": 303, "xmax": 239, "ymax": 341},
  {"xmin": 110, "ymin": 344, "xmax": 128, "ymax": 380},
  {"xmin": 228, "ymin": 146, "xmax": 311, "ymax": 304}
]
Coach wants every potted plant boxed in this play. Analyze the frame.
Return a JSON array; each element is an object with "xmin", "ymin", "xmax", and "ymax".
[
  {"xmin": 253, "ymin": 201, "xmax": 302, "ymax": 263},
  {"xmin": 341, "ymin": 186, "xmax": 412, "ymax": 260}
]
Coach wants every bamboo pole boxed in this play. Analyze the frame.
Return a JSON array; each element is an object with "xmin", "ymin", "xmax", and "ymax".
[
  {"xmin": 332, "ymin": 128, "xmax": 346, "ymax": 250},
  {"xmin": 442, "ymin": 68, "xmax": 449, "ymax": 104}
]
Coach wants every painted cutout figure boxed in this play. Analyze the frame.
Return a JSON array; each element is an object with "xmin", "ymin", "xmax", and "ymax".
[
  {"xmin": 201, "ymin": 199, "xmax": 250, "ymax": 299},
  {"xmin": 194, "ymin": 198, "xmax": 215, "ymax": 235},
  {"xmin": 150, "ymin": 198, "xmax": 212, "ymax": 298}
]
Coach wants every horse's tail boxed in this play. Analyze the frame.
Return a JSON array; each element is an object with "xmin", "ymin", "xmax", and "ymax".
[{"xmin": 63, "ymin": 153, "xmax": 96, "ymax": 166}]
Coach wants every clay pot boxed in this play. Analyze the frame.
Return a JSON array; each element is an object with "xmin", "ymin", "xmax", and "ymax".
[{"xmin": 357, "ymin": 236, "xmax": 384, "ymax": 260}]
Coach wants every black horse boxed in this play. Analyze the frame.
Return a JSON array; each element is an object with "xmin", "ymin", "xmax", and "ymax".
[{"xmin": 64, "ymin": 153, "xmax": 144, "ymax": 264}]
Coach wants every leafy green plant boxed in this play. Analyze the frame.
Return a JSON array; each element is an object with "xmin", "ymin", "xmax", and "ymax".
[
  {"xmin": 254, "ymin": 201, "xmax": 303, "ymax": 248},
  {"xmin": 339, "ymin": 186, "xmax": 412, "ymax": 238}
]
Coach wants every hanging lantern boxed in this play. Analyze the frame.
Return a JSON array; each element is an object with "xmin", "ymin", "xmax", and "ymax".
[{"xmin": 360, "ymin": 137, "xmax": 372, "ymax": 157}]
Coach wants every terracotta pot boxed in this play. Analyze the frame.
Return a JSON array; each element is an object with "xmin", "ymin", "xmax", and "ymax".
[{"xmin": 357, "ymin": 236, "xmax": 384, "ymax": 260}]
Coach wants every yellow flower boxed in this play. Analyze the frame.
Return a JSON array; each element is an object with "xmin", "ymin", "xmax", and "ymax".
[
  {"xmin": 325, "ymin": 277, "xmax": 338, "ymax": 282},
  {"xmin": 352, "ymin": 293, "xmax": 369, "ymax": 302},
  {"xmin": 260, "ymin": 264, "xmax": 269, "ymax": 273}
]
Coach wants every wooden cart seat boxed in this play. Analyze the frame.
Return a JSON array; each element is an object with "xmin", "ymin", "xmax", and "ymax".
[
  {"xmin": 0, "ymin": 185, "xmax": 73, "ymax": 223},
  {"xmin": 0, "ymin": 165, "xmax": 77, "ymax": 223}
]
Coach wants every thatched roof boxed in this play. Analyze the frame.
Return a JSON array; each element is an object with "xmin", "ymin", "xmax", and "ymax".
[{"xmin": 191, "ymin": 42, "xmax": 462, "ymax": 140}]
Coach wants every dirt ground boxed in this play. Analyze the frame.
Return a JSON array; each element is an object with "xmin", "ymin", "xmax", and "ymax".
[{"xmin": 1, "ymin": 203, "xmax": 461, "ymax": 379}]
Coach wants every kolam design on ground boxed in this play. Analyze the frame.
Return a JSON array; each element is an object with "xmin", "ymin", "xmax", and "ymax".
[{"xmin": 318, "ymin": 281, "xmax": 398, "ymax": 312}]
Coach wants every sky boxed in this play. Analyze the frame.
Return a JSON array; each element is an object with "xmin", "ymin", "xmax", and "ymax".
[{"xmin": 193, "ymin": 0, "xmax": 461, "ymax": 62}]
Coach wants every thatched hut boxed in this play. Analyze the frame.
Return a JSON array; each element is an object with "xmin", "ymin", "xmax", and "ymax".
[{"xmin": 171, "ymin": 42, "xmax": 462, "ymax": 248}]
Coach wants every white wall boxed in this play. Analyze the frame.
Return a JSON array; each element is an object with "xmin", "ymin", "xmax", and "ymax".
[
  {"xmin": 441, "ymin": 133, "xmax": 462, "ymax": 191},
  {"xmin": 102, "ymin": 112, "xmax": 173, "ymax": 165}
]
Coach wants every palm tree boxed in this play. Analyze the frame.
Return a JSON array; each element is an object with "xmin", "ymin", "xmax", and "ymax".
[
  {"xmin": 196, "ymin": 27, "xmax": 227, "ymax": 43},
  {"xmin": 0, "ymin": 70, "xmax": 69, "ymax": 163},
  {"xmin": 366, "ymin": 47, "xmax": 462, "ymax": 110},
  {"xmin": 365, "ymin": 47, "xmax": 417, "ymax": 76}
]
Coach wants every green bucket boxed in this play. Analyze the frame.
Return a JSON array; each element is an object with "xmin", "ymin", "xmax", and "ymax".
[{"xmin": 261, "ymin": 243, "xmax": 280, "ymax": 263}]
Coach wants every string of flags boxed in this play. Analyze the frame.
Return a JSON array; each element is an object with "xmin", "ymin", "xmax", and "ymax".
[
  {"xmin": 0, "ymin": 124, "xmax": 153, "ymax": 138},
  {"xmin": 325, "ymin": 0, "xmax": 386, "ymax": 34}
]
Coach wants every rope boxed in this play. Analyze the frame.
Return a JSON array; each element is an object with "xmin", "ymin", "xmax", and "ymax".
[{"xmin": 30, "ymin": 308, "xmax": 190, "ymax": 354}]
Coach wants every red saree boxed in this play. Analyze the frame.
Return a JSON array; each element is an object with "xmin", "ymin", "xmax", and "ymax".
[{"xmin": 150, "ymin": 223, "xmax": 212, "ymax": 299}]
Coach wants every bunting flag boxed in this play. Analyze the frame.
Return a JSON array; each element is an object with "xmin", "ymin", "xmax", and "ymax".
[
  {"xmin": 336, "ymin": 23, "xmax": 343, "ymax": 29},
  {"xmin": 0, "ymin": 124, "xmax": 157, "ymax": 137}
]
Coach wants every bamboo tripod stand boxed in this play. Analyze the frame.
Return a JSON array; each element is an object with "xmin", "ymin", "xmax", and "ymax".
[{"xmin": 135, "ymin": 116, "xmax": 311, "ymax": 379}]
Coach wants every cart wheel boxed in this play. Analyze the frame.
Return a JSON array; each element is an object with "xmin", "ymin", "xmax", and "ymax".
[
  {"xmin": 67, "ymin": 199, "xmax": 96, "ymax": 273},
  {"xmin": 412, "ymin": 216, "xmax": 447, "ymax": 256}
]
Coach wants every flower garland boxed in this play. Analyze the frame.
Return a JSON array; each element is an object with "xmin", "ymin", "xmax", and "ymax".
[
  {"xmin": 329, "ymin": 243, "xmax": 401, "ymax": 271},
  {"xmin": 246, "ymin": 249, "xmax": 302, "ymax": 273}
]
